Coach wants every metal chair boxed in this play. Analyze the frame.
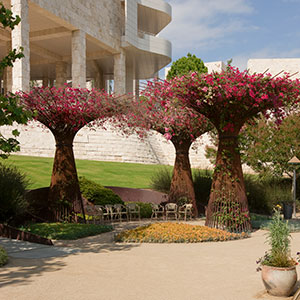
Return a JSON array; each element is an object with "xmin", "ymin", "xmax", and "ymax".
[
  {"xmin": 165, "ymin": 203, "xmax": 178, "ymax": 220},
  {"xmin": 151, "ymin": 203, "xmax": 164, "ymax": 220},
  {"xmin": 178, "ymin": 204, "xmax": 193, "ymax": 221},
  {"xmin": 114, "ymin": 204, "xmax": 128, "ymax": 222},
  {"xmin": 85, "ymin": 205, "xmax": 103, "ymax": 224},
  {"xmin": 95, "ymin": 205, "xmax": 110, "ymax": 221},
  {"xmin": 126, "ymin": 203, "xmax": 141, "ymax": 221},
  {"xmin": 104, "ymin": 204, "xmax": 118, "ymax": 221}
]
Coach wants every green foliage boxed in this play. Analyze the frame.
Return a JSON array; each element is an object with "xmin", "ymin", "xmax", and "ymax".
[
  {"xmin": 0, "ymin": 246, "xmax": 8, "ymax": 267},
  {"xmin": 150, "ymin": 167, "xmax": 172, "ymax": 193},
  {"xmin": 79, "ymin": 176, "xmax": 123, "ymax": 206},
  {"xmin": 125, "ymin": 202, "xmax": 152, "ymax": 218},
  {"xmin": 239, "ymin": 113, "xmax": 300, "ymax": 178},
  {"xmin": 0, "ymin": 2, "xmax": 31, "ymax": 158},
  {"xmin": 260, "ymin": 209, "xmax": 295, "ymax": 267},
  {"xmin": 166, "ymin": 53, "xmax": 208, "ymax": 80},
  {"xmin": 0, "ymin": 163, "xmax": 29, "ymax": 224},
  {"xmin": 20, "ymin": 223, "xmax": 113, "ymax": 240}
]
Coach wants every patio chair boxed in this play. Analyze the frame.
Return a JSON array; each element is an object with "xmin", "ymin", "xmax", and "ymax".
[
  {"xmin": 165, "ymin": 203, "xmax": 178, "ymax": 220},
  {"xmin": 104, "ymin": 204, "xmax": 118, "ymax": 221},
  {"xmin": 95, "ymin": 205, "xmax": 110, "ymax": 221},
  {"xmin": 178, "ymin": 204, "xmax": 193, "ymax": 221},
  {"xmin": 151, "ymin": 203, "xmax": 164, "ymax": 220},
  {"xmin": 126, "ymin": 203, "xmax": 141, "ymax": 221},
  {"xmin": 85, "ymin": 205, "xmax": 103, "ymax": 224},
  {"xmin": 114, "ymin": 204, "xmax": 128, "ymax": 222}
]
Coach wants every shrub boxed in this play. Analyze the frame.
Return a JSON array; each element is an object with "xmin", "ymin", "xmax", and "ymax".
[
  {"xmin": 245, "ymin": 175, "xmax": 293, "ymax": 215},
  {"xmin": 0, "ymin": 246, "xmax": 8, "ymax": 267},
  {"xmin": 79, "ymin": 176, "xmax": 123, "ymax": 206},
  {"xmin": 0, "ymin": 163, "xmax": 29, "ymax": 224},
  {"xmin": 193, "ymin": 169, "xmax": 212, "ymax": 213},
  {"xmin": 150, "ymin": 167, "xmax": 296, "ymax": 215},
  {"xmin": 115, "ymin": 222, "xmax": 249, "ymax": 243},
  {"xmin": 149, "ymin": 167, "xmax": 171, "ymax": 194},
  {"xmin": 125, "ymin": 202, "xmax": 152, "ymax": 218}
]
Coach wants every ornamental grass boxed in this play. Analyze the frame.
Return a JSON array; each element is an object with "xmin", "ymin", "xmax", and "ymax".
[{"xmin": 115, "ymin": 222, "xmax": 249, "ymax": 243}]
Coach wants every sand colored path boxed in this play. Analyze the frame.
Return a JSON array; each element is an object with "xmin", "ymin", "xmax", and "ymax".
[{"xmin": 1, "ymin": 221, "xmax": 300, "ymax": 300}]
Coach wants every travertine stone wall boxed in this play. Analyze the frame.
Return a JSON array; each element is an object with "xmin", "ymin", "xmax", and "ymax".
[
  {"xmin": 1, "ymin": 122, "xmax": 213, "ymax": 168},
  {"xmin": 11, "ymin": 0, "xmax": 30, "ymax": 92}
]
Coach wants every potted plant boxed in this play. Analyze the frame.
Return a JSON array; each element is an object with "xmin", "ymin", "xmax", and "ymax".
[{"xmin": 257, "ymin": 208, "xmax": 297, "ymax": 296}]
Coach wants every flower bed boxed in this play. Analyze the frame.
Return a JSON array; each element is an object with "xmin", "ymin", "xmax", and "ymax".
[{"xmin": 115, "ymin": 222, "xmax": 249, "ymax": 243}]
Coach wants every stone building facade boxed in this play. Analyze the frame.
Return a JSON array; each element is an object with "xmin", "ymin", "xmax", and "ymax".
[{"xmin": 1, "ymin": 0, "xmax": 172, "ymax": 93}]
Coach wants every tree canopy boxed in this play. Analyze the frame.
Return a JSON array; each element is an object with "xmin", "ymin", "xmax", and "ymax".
[{"xmin": 166, "ymin": 53, "xmax": 207, "ymax": 80}]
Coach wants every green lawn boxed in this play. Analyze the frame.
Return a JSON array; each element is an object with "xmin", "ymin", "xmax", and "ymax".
[
  {"xmin": 4, "ymin": 155, "xmax": 172, "ymax": 189},
  {"xmin": 19, "ymin": 223, "xmax": 113, "ymax": 240}
]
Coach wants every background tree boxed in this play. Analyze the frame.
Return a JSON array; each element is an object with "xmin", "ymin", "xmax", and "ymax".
[
  {"xmin": 167, "ymin": 53, "xmax": 207, "ymax": 80},
  {"xmin": 168, "ymin": 66, "xmax": 300, "ymax": 231},
  {"xmin": 127, "ymin": 79, "xmax": 211, "ymax": 216},
  {"xmin": 0, "ymin": 3, "xmax": 31, "ymax": 158},
  {"xmin": 239, "ymin": 113, "xmax": 300, "ymax": 178},
  {"xmin": 20, "ymin": 87, "xmax": 121, "ymax": 222}
]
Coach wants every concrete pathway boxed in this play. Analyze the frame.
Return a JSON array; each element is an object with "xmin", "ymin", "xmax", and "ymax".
[{"xmin": 0, "ymin": 221, "xmax": 300, "ymax": 300}]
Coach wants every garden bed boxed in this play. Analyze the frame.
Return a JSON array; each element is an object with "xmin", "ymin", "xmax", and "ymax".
[
  {"xmin": 20, "ymin": 223, "xmax": 113, "ymax": 240},
  {"xmin": 115, "ymin": 222, "xmax": 249, "ymax": 243}
]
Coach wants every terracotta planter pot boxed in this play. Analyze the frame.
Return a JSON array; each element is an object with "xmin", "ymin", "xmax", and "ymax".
[{"xmin": 261, "ymin": 265, "xmax": 297, "ymax": 296}]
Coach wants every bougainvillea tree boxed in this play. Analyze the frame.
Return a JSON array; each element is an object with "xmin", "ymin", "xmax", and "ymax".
[
  {"xmin": 20, "ymin": 87, "xmax": 120, "ymax": 221},
  {"xmin": 167, "ymin": 66, "xmax": 300, "ymax": 231},
  {"xmin": 127, "ymin": 79, "xmax": 212, "ymax": 215}
]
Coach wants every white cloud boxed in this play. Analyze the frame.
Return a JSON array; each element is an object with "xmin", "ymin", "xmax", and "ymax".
[{"xmin": 161, "ymin": 0, "xmax": 254, "ymax": 56}]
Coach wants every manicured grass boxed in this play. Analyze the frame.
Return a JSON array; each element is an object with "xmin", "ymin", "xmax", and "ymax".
[
  {"xmin": 115, "ymin": 222, "xmax": 249, "ymax": 243},
  {"xmin": 0, "ymin": 246, "xmax": 8, "ymax": 267},
  {"xmin": 4, "ymin": 155, "xmax": 172, "ymax": 189},
  {"xmin": 19, "ymin": 223, "xmax": 113, "ymax": 240}
]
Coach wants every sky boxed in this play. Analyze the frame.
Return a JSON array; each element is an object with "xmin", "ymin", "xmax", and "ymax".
[{"xmin": 160, "ymin": 0, "xmax": 300, "ymax": 71}]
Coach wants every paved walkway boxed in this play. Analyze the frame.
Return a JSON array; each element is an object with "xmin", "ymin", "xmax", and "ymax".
[{"xmin": 0, "ymin": 220, "xmax": 300, "ymax": 300}]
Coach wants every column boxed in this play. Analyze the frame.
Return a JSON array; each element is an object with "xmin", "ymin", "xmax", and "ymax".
[
  {"xmin": 11, "ymin": 0, "xmax": 30, "ymax": 93},
  {"xmin": 72, "ymin": 30, "xmax": 86, "ymax": 88},
  {"xmin": 114, "ymin": 49, "xmax": 126, "ymax": 95},
  {"xmin": 3, "ymin": 42, "xmax": 12, "ymax": 94},
  {"xmin": 55, "ymin": 62, "xmax": 67, "ymax": 88},
  {"xmin": 95, "ymin": 69, "xmax": 105, "ymax": 90}
]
